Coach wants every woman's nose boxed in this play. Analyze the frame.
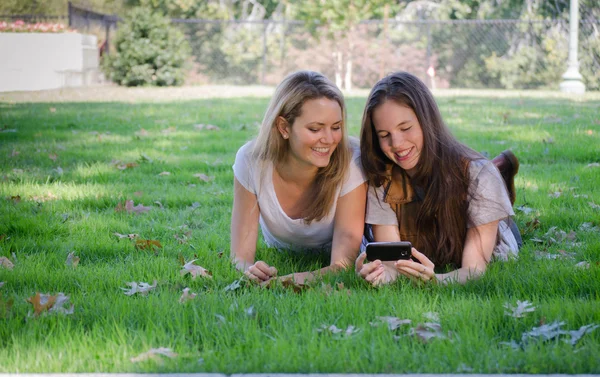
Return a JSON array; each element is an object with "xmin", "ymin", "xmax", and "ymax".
[{"xmin": 321, "ymin": 128, "xmax": 334, "ymax": 144}]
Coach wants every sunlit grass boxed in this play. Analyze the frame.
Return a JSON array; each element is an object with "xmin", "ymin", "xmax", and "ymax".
[{"xmin": 0, "ymin": 93, "xmax": 599, "ymax": 373}]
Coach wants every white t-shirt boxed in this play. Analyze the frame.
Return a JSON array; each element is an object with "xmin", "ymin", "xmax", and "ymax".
[
  {"xmin": 233, "ymin": 141, "xmax": 366, "ymax": 252},
  {"xmin": 366, "ymin": 159, "xmax": 518, "ymax": 259}
]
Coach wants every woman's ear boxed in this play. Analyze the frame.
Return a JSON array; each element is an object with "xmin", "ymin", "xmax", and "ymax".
[{"xmin": 276, "ymin": 116, "xmax": 290, "ymax": 139}]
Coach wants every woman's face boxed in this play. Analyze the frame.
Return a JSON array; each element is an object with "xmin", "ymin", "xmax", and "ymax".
[
  {"xmin": 280, "ymin": 97, "xmax": 343, "ymax": 169},
  {"xmin": 372, "ymin": 99, "xmax": 424, "ymax": 176}
]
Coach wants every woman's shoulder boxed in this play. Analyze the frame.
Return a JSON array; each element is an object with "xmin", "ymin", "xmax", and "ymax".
[{"xmin": 468, "ymin": 158, "xmax": 501, "ymax": 182}]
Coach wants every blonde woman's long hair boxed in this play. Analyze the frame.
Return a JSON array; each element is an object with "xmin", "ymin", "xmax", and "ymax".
[{"xmin": 252, "ymin": 70, "xmax": 350, "ymax": 223}]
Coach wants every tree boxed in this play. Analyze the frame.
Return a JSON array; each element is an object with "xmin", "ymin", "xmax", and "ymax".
[{"xmin": 293, "ymin": 0, "xmax": 399, "ymax": 90}]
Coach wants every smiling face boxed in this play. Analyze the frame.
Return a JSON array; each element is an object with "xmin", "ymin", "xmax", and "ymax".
[
  {"xmin": 372, "ymin": 99, "xmax": 424, "ymax": 176},
  {"xmin": 278, "ymin": 97, "xmax": 343, "ymax": 170}
]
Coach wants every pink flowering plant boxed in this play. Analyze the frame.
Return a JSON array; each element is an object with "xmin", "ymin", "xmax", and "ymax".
[{"xmin": 0, "ymin": 20, "xmax": 75, "ymax": 33}]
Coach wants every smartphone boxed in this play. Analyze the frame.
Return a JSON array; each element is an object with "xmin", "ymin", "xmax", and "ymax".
[{"xmin": 365, "ymin": 241, "xmax": 412, "ymax": 261}]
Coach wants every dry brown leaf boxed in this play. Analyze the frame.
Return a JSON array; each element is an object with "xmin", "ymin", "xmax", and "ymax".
[
  {"xmin": 133, "ymin": 191, "xmax": 144, "ymax": 197},
  {"xmin": 49, "ymin": 107, "xmax": 56, "ymax": 113},
  {"xmin": 136, "ymin": 128, "xmax": 150, "ymax": 137},
  {"xmin": 158, "ymin": 171, "xmax": 171, "ymax": 176},
  {"xmin": 113, "ymin": 232, "xmax": 139, "ymax": 240},
  {"xmin": 115, "ymin": 200, "xmax": 152, "ymax": 214},
  {"xmin": 193, "ymin": 124, "xmax": 220, "ymax": 131},
  {"xmin": 0, "ymin": 256, "xmax": 14, "ymax": 270},
  {"xmin": 179, "ymin": 288, "xmax": 197, "ymax": 303},
  {"xmin": 48, "ymin": 153, "xmax": 58, "ymax": 161},
  {"xmin": 135, "ymin": 239, "xmax": 162, "ymax": 251},
  {"xmin": 180, "ymin": 259, "xmax": 212, "ymax": 279},
  {"xmin": 504, "ymin": 300, "xmax": 536, "ymax": 318},
  {"xmin": 587, "ymin": 162, "xmax": 599, "ymax": 168},
  {"xmin": 116, "ymin": 162, "xmax": 139, "ymax": 170},
  {"xmin": 130, "ymin": 347, "xmax": 177, "ymax": 363},
  {"xmin": 121, "ymin": 280, "xmax": 157, "ymax": 296},
  {"xmin": 371, "ymin": 316, "xmax": 412, "ymax": 330},
  {"xmin": 316, "ymin": 324, "xmax": 360, "ymax": 336},
  {"xmin": 26, "ymin": 292, "xmax": 74, "ymax": 316},
  {"xmin": 10, "ymin": 149, "xmax": 19, "ymax": 157},
  {"xmin": 408, "ymin": 322, "xmax": 449, "ymax": 342},
  {"xmin": 193, "ymin": 173, "xmax": 215, "ymax": 182},
  {"xmin": 9, "ymin": 195, "xmax": 21, "ymax": 203},
  {"xmin": 261, "ymin": 276, "xmax": 307, "ymax": 293},
  {"xmin": 177, "ymin": 253, "xmax": 185, "ymax": 266},
  {"xmin": 65, "ymin": 252, "xmax": 80, "ymax": 268}
]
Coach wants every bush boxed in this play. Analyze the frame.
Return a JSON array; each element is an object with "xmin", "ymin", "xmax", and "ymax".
[{"xmin": 103, "ymin": 7, "xmax": 190, "ymax": 87}]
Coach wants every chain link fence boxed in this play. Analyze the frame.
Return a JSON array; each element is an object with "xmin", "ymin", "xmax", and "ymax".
[
  {"xmin": 5, "ymin": 3, "xmax": 598, "ymax": 90},
  {"xmin": 176, "ymin": 18, "xmax": 599, "ymax": 90}
]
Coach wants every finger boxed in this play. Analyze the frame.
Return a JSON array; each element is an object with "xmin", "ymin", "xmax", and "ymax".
[
  {"xmin": 244, "ymin": 270, "xmax": 263, "ymax": 282},
  {"xmin": 359, "ymin": 260, "xmax": 382, "ymax": 278},
  {"xmin": 365, "ymin": 265, "xmax": 385, "ymax": 284},
  {"xmin": 410, "ymin": 248, "xmax": 435, "ymax": 268},
  {"xmin": 248, "ymin": 264, "xmax": 270, "ymax": 281},
  {"xmin": 397, "ymin": 266, "xmax": 432, "ymax": 282},
  {"xmin": 355, "ymin": 252, "xmax": 367, "ymax": 271},
  {"xmin": 254, "ymin": 261, "xmax": 276, "ymax": 277}
]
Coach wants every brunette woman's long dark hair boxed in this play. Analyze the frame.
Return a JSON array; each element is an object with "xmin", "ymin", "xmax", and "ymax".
[{"xmin": 360, "ymin": 72, "xmax": 482, "ymax": 267}]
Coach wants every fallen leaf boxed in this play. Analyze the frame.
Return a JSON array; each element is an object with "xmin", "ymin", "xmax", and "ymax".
[
  {"xmin": 179, "ymin": 287, "xmax": 197, "ymax": 303},
  {"xmin": 65, "ymin": 252, "xmax": 80, "ymax": 268},
  {"xmin": 193, "ymin": 173, "xmax": 215, "ymax": 182},
  {"xmin": 121, "ymin": 280, "xmax": 157, "ymax": 296},
  {"xmin": 48, "ymin": 153, "xmax": 58, "ymax": 161},
  {"xmin": 177, "ymin": 253, "xmax": 185, "ymax": 266},
  {"xmin": 115, "ymin": 200, "xmax": 152, "ymax": 214},
  {"xmin": 10, "ymin": 149, "xmax": 19, "ymax": 157},
  {"xmin": 189, "ymin": 202, "xmax": 201, "ymax": 210},
  {"xmin": 130, "ymin": 347, "xmax": 177, "ymax": 363},
  {"xmin": 316, "ymin": 324, "xmax": 360, "ymax": 336},
  {"xmin": 139, "ymin": 153, "xmax": 153, "ymax": 163},
  {"xmin": 161, "ymin": 126, "xmax": 176, "ymax": 135},
  {"xmin": 521, "ymin": 321, "xmax": 567, "ymax": 344},
  {"xmin": 371, "ymin": 316, "xmax": 412, "ymax": 331},
  {"xmin": 0, "ymin": 256, "xmax": 14, "ymax": 270},
  {"xmin": 116, "ymin": 162, "xmax": 138, "ymax": 170},
  {"xmin": 504, "ymin": 300, "xmax": 536, "ymax": 318},
  {"xmin": 567, "ymin": 324, "xmax": 599, "ymax": 346},
  {"xmin": 423, "ymin": 312, "xmax": 440, "ymax": 322},
  {"xmin": 135, "ymin": 239, "xmax": 162, "ymax": 251},
  {"xmin": 133, "ymin": 191, "xmax": 144, "ymax": 197},
  {"xmin": 193, "ymin": 124, "xmax": 220, "ymax": 131},
  {"xmin": 516, "ymin": 205, "xmax": 534, "ymax": 215},
  {"xmin": 49, "ymin": 107, "xmax": 56, "ymax": 113},
  {"xmin": 574, "ymin": 261, "xmax": 590, "ymax": 269},
  {"xmin": 579, "ymin": 222, "xmax": 600, "ymax": 232},
  {"xmin": 261, "ymin": 276, "xmax": 307, "ymax": 293},
  {"xmin": 408, "ymin": 322, "xmax": 449, "ymax": 342},
  {"xmin": 113, "ymin": 232, "xmax": 139, "ymax": 240},
  {"xmin": 0, "ymin": 127, "xmax": 17, "ymax": 133},
  {"xmin": 586, "ymin": 162, "xmax": 599, "ymax": 168},
  {"xmin": 135, "ymin": 128, "xmax": 149, "ymax": 137},
  {"xmin": 26, "ymin": 292, "xmax": 73, "ymax": 316},
  {"xmin": 158, "ymin": 171, "xmax": 171, "ymax": 176},
  {"xmin": 224, "ymin": 278, "xmax": 244, "ymax": 292},
  {"xmin": 180, "ymin": 259, "xmax": 212, "ymax": 279},
  {"xmin": 9, "ymin": 195, "xmax": 21, "ymax": 203},
  {"xmin": 589, "ymin": 202, "xmax": 600, "ymax": 210},
  {"xmin": 526, "ymin": 218, "xmax": 541, "ymax": 231},
  {"xmin": 244, "ymin": 305, "xmax": 256, "ymax": 317},
  {"xmin": 548, "ymin": 191, "xmax": 562, "ymax": 198},
  {"xmin": 54, "ymin": 167, "xmax": 64, "ymax": 175}
]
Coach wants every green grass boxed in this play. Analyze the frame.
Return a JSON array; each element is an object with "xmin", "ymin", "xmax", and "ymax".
[{"xmin": 1, "ymin": 92, "xmax": 599, "ymax": 373}]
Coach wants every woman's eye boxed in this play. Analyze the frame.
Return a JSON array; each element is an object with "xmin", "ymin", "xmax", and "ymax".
[
  {"xmin": 308, "ymin": 128, "xmax": 319, "ymax": 132},
  {"xmin": 401, "ymin": 126, "xmax": 413, "ymax": 132},
  {"xmin": 332, "ymin": 126, "xmax": 341, "ymax": 131},
  {"xmin": 379, "ymin": 133, "xmax": 389, "ymax": 138}
]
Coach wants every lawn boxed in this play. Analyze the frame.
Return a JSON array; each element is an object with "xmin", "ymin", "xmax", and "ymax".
[{"xmin": 1, "ymin": 89, "xmax": 599, "ymax": 373}]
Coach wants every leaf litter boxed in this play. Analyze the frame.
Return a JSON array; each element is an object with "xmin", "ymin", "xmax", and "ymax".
[
  {"xmin": 130, "ymin": 347, "xmax": 177, "ymax": 363},
  {"xmin": 0, "ymin": 256, "xmax": 14, "ymax": 270},
  {"xmin": 180, "ymin": 259, "xmax": 212, "ymax": 279},
  {"xmin": 121, "ymin": 280, "xmax": 157, "ymax": 296},
  {"xmin": 65, "ymin": 252, "xmax": 80, "ymax": 268},
  {"xmin": 115, "ymin": 200, "xmax": 152, "ymax": 214},
  {"xmin": 26, "ymin": 292, "xmax": 74, "ymax": 316},
  {"xmin": 179, "ymin": 288, "xmax": 197, "ymax": 303},
  {"xmin": 504, "ymin": 300, "xmax": 536, "ymax": 318}
]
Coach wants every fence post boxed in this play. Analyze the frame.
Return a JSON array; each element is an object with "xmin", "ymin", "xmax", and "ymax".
[
  {"xmin": 68, "ymin": 1, "xmax": 72, "ymax": 27},
  {"xmin": 261, "ymin": 21, "xmax": 268, "ymax": 85},
  {"xmin": 560, "ymin": 0, "xmax": 585, "ymax": 93}
]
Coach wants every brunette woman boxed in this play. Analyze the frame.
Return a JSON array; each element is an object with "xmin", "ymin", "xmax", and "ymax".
[{"xmin": 356, "ymin": 71, "xmax": 520, "ymax": 285}]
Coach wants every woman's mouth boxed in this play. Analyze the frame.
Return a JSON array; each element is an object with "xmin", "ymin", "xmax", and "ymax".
[
  {"xmin": 312, "ymin": 147, "xmax": 330, "ymax": 156},
  {"xmin": 394, "ymin": 147, "xmax": 412, "ymax": 161}
]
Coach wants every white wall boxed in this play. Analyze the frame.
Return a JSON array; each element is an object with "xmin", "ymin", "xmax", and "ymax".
[{"xmin": 0, "ymin": 33, "xmax": 99, "ymax": 92}]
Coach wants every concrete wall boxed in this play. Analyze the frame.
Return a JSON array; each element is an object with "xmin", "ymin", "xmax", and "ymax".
[{"xmin": 0, "ymin": 33, "xmax": 99, "ymax": 92}]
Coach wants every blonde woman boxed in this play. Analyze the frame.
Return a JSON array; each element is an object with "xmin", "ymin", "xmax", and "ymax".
[{"xmin": 231, "ymin": 71, "xmax": 367, "ymax": 284}]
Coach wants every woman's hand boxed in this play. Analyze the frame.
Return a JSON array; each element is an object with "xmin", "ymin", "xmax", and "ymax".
[
  {"xmin": 245, "ymin": 260, "xmax": 278, "ymax": 282},
  {"xmin": 355, "ymin": 252, "xmax": 400, "ymax": 286},
  {"xmin": 394, "ymin": 248, "xmax": 437, "ymax": 283}
]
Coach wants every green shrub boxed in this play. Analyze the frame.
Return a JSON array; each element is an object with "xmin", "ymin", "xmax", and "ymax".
[{"xmin": 103, "ymin": 7, "xmax": 190, "ymax": 86}]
